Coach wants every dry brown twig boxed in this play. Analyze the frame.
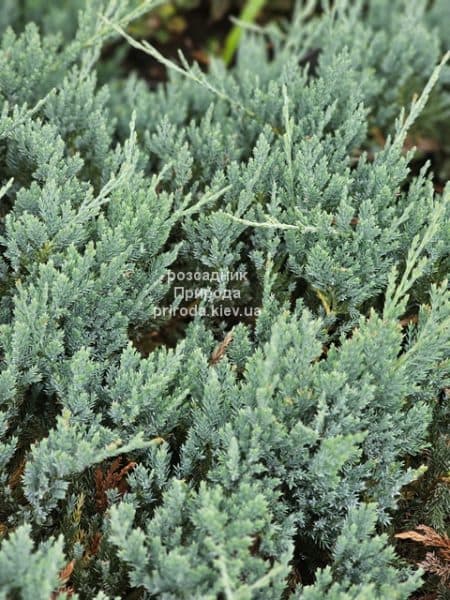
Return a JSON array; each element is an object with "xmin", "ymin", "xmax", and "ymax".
[
  {"xmin": 396, "ymin": 525, "xmax": 450, "ymax": 587},
  {"xmin": 210, "ymin": 330, "xmax": 234, "ymax": 365},
  {"xmin": 50, "ymin": 560, "xmax": 76, "ymax": 599},
  {"xmin": 94, "ymin": 457, "xmax": 137, "ymax": 512}
]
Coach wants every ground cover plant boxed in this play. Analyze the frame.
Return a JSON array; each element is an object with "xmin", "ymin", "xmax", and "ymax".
[{"xmin": 0, "ymin": 0, "xmax": 449, "ymax": 598}]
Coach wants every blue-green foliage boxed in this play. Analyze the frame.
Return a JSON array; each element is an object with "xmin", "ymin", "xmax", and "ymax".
[{"xmin": 0, "ymin": 1, "xmax": 448, "ymax": 598}]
